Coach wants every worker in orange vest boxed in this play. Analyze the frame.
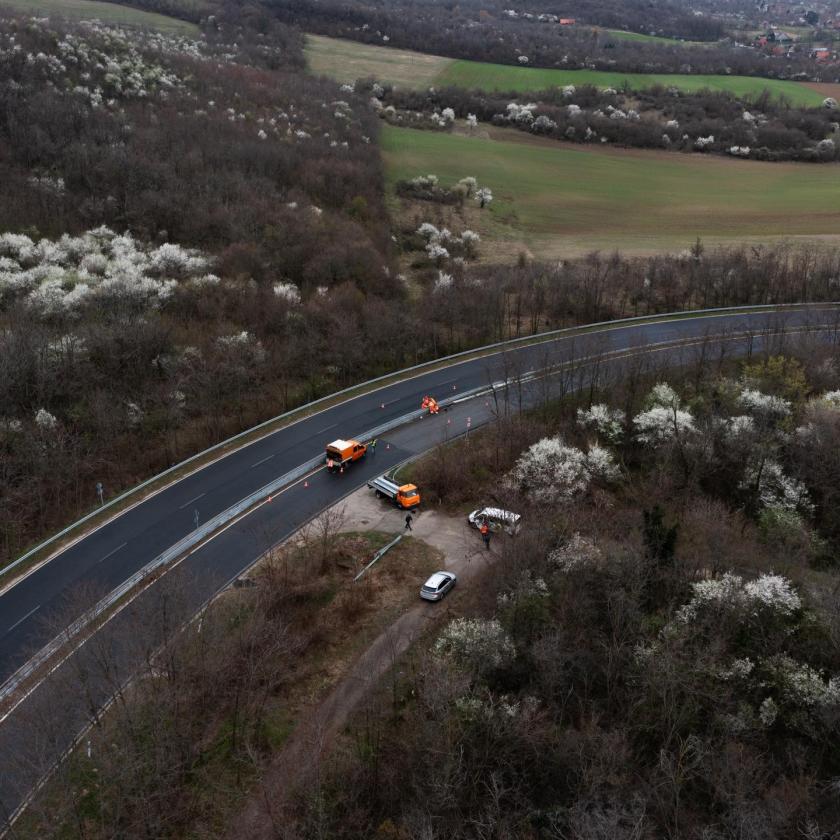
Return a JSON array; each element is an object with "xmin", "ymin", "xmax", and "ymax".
[{"xmin": 479, "ymin": 520, "xmax": 491, "ymax": 550}]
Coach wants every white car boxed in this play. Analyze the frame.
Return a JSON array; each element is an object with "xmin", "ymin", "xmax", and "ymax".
[
  {"xmin": 468, "ymin": 507, "xmax": 522, "ymax": 535},
  {"xmin": 420, "ymin": 571, "xmax": 457, "ymax": 601}
]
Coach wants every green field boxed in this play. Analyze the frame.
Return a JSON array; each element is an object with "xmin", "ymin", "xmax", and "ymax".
[
  {"xmin": 382, "ymin": 124, "xmax": 840, "ymax": 256},
  {"xmin": 0, "ymin": 0, "xmax": 200, "ymax": 34},
  {"xmin": 305, "ymin": 33, "xmax": 826, "ymax": 106},
  {"xmin": 437, "ymin": 61, "xmax": 826, "ymax": 106},
  {"xmin": 602, "ymin": 28, "xmax": 709, "ymax": 46}
]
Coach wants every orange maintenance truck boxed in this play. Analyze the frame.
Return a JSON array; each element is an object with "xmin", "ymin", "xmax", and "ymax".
[
  {"xmin": 368, "ymin": 475, "xmax": 420, "ymax": 509},
  {"xmin": 325, "ymin": 438, "xmax": 367, "ymax": 472}
]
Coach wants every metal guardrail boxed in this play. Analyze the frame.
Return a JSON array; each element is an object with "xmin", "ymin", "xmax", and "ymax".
[
  {"xmin": 354, "ymin": 534, "xmax": 404, "ymax": 582},
  {"xmin": 5, "ymin": 302, "xmax": 835, "ymax": 581}
]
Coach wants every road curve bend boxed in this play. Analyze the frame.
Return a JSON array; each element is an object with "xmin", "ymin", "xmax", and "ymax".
[
  {"xmin": 0, "ymin": 304, "xmax": 838, "ymax": 826},
  {"xmin": 1, "ymin": 305, "xmax": 838, "ymax": 684}
]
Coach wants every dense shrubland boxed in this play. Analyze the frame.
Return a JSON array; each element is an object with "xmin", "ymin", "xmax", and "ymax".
[
  {"xmin": 292, "ymin": 342, "xmax": 840, "ymax": 839},
  {"xmin": 268, "ymin": 0, "xmax": 832, "ymax": 80},
  {"xmin": 0, "ymin": 11, "xmax": 388, "ymax": 559},
  {"xmin": 376, "ymin": 81, "xmax": 840, "ymax": 161}
]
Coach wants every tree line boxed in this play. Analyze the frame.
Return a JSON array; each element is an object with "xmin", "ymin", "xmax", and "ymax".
[
  {"xmin": 266, "ymin": 0, "xmax": 834, "ymax": 80},
  {"xmin": 380, "ymin": 82, "xmax": 840, "ymax": 162}
]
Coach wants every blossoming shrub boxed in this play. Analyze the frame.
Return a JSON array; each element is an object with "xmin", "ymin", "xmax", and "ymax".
[
  {"xmin": 642, "ymin": 569, "xmax": 840, "ymax": 739},
  {"xmin": 577, "ymin": 403, "xmax": 625, "ymax": 443},
  {"xmin": 0, "ymin": 228, "xmax": 211, "ymax": 317},
  {"xmin": 434, "ymin": 618, "xmax": 516, "ymax": 677}
]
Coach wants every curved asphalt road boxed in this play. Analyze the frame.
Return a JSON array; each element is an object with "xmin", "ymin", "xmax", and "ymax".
[
  {"xmin": 0, "ymin": 305, "xmax": 838, "ymax": 822},
  {"xmin": 0, "ymin": 306, "xmax": 837, "ymax": 684}
]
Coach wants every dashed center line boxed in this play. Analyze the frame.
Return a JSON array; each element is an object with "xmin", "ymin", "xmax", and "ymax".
[
  {"xmin": 6, "ymin": 605, "xmax": 41, "ymax": 635},
  {"xmin": 250, "ymin": 453, "xmax": 276, "ymax": 468},
  {"xmin": 178, "ymin": 492, "xmax": 206, "ymax": 509},
  {"xmin": 98, "ymin": 542, "xmax": 127, "ymax": 564}
]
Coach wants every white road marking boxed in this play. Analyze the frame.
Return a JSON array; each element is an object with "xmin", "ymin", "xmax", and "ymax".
[
  {"xmin": 315, "ymin": 423, "xmax": 337, "ymax": 434},
  {"xmin": 97, "ymin": 542, "xmax": 127, "ymax": 564},
  {"xmin": 178, "ymin": 492, "xmax": 206, "ymax": 509},
  {"xmin": 7, "ymin": 605, "xmax": 40, "ymax": 635},
  {"xmin": 250, "ymin": 453, "xmax": 276, "ymax": 468}
]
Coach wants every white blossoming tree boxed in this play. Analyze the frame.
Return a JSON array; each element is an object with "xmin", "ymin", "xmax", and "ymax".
[
  {"xmin": 34, "ymin": 408, "xmax": 58, "ymax": 431},
  {"xmin": 510, "ymin": 435, "xmax": 619, "ymax": 503},
  {"xmin": 475, "ymin": 187, "xmax": 493, "ymax": 208},
  {"xmin": 675, "ymin": 572, "xmax": 802, "ymax": 625},
  {"xmin": 633, "ymin": 383, "xmax": 696, "ymax": 446},
  {"xmin": 740, "ymin": 458, "xmax": 813, "ymax": 516},
  {"xmin": 549, "ymin": 532, "xmax": 602, "ymax": 572},
  {"xmin": 739, "ymin": 388, "xmax": 791, "ymax": 425},
  {"xmin": 272, "ymin": 281, "xmax": 301, "ymax": 305},
  {"xmin": 434, "ymin": 618, "xmax": 516, "ymax": 676},
  {"xmin": 577, "ymin": 403, "xmax": 625, "ymax": 443}
]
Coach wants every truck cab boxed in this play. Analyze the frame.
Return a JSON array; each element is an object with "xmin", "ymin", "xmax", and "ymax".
[
  {"xmin": 325, "ymin": 439, "xmax": 366, "ymax": 471},
  {"xmin": 394, "ymin": 484, "xmax": 420, "ymax": 509}
]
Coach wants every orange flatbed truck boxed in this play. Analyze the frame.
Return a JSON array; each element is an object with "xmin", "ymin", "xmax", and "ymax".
[
  {"xmin": 368, "ymin": 475, "xmax": 420, "ymax": 509},
  {"xmin": 325, "ymin": 438, "xmax": 367, "ymax": 471}
]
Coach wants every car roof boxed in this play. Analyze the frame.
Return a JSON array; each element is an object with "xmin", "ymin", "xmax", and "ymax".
[
  {"xmin": 327, "ymin": 439, "xmax": 350, "ymax": 449},
  {"xmin": 476, "ymin": 507, "xmax": 521, "ymax": 522},
  {"xmin": 425, "ymin": 572, "xmax": 452, "ymax": 586}
]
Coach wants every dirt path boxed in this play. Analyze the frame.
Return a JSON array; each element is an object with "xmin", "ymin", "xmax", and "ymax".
[{"xmin": 230, "ymin": 492, "xmax": 495, "ymax": 838}]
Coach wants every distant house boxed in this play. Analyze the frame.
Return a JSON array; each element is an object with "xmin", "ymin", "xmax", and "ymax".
[
  {"xmin": 812, "ymin": 47, "xmax": 832, "ymax": 61},
  {"xmin": 776, "ymin": 31, "xmax": 795, "ymax": 44},
  {"xmin": 559, "ymin": 18, "xmax": 576, "ymax": 26}
]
